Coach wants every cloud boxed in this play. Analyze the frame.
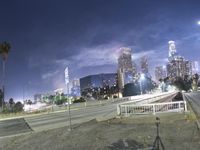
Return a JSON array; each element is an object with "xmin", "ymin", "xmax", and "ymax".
[
  {"xmin": 132, "ymin": 50, "xmax": 155, "ymax": 60},
  {"xmin": 42, "ymin": 70, "xmax": 59, "ymax": 80},
  {"xmin": 54, "ymin": 59, "xmax": 70, "ymax": 66},
  {"xmin": 69, "ymin": 42, "xmax": 123, "ymax": 68}
]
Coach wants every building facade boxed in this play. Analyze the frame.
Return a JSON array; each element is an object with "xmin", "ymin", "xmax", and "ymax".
[
  {"xmin": 71, "ymin": 79, "xmax": 81, "ymax": 97},
  {"xmin": 167, "ymin": 56, "xmax": 192, "ymax": 79},
  {"xmin": 192, "ymin": 61, "xmax": 199, "ymax": 75},
  {"xmin": 140, "ymin": 56, "xmax": 149, "ymax": 75},
  {"xmin": 168, "ymin": 41, "xmax": 177, "ymax": 61},
  {"xmin": 167, "ymin": 41, "xmax": 192, "ymax": 79},
  {"xmin": 155, "ymin": 66, "xmax": 167, "ymax": 82},
  {"xmin": 80, "ymin": 73, "xmax": 118, "ymax": 99},
  {"xmin": 117, "ymin": 47, "xmax": 136, "ymax": 90}
]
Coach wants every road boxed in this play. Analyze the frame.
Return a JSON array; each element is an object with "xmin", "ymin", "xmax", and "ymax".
[
  {"xmin": 0, "ymin": 118, "xmax": 32, "ymax": 137},
  {"xmin": 0, "ymin": 92, "xmax": 177, "ymax": 138},
  {"xmin": 183, "ymin": 91, "xmax": 200, "ymax": 118},
  {"xmin": 26, "ymin": 103, "xmax": 117, "ymax": 131},
  {"xmin": 0, "ymin": 101, "xmax": 123, "ymax": 137}
]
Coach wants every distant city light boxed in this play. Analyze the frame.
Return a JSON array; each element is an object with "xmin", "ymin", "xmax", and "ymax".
[
  {"xmin": 162, "ymin": 65, "xmax": 166, "ymax": 69},
  {"xmin": 140, "ymin": 73, "xmax": 145, "ymax": 80}
]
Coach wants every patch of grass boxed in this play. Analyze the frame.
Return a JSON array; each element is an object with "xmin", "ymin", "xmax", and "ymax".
[{"xmin": 184, "ymin": 113, "xmax": 196, "ymax": 121}]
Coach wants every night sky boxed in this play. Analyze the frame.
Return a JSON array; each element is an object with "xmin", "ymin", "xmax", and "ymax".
[{"xmin": 0, "ymin": 0, "xmax": 200, "ymax": 101}]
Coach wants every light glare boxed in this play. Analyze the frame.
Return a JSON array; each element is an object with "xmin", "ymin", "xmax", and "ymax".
[{"xmin": 140, "ymin": 73, "xmax": 145, "ymax": 80}]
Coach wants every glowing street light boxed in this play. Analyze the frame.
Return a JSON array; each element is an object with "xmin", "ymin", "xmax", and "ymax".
[
  {"xmin": 197, "ymin": 21, "xmax": 200, "ymax": 25},
  {"xmin": 139, "ymin": 73, "xmax": 145, "ymax": 95},
  {"xmin": 140, "ymin": 73, "xmax": 145, "ymax": 80}
]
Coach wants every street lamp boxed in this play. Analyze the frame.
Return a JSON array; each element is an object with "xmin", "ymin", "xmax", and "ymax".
[{"xmin": 139, "ymin": 73, "xmax": 145, "ymax": 95}]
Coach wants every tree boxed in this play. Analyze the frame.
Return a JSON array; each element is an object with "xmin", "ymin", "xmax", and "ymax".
[
  {"xmin": 73, "ymin": 97, "xmax": 86, "ymax": 103},
  {"xmin": 14, "ymin": 102, "xmax": 23, "ymax": 112},
  {"xmin": 173, "ymin": 76, "xmax": 192, "ymax": 92},
  {"xmin": 9, "ymin": 98, "xmax": 15, "ymax": 112},
  {"xmin": 55, "ymin": 97, "xmax": 68, "ymax": 105},
  {"xmin": 27, "ymin": 99, "xmax": 33, "ymax": 105},
  {"xmin": 0, "ymin": 41, "xmax": 11, "ymax": 110}
]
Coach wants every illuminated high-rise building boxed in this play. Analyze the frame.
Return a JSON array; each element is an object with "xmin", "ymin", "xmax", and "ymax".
[
  {"xmin": 167, "ymin": 56, "xmax": 192, "ymax": 79},
  {"xmin": 192, "ymin": 61, "xmax": 199, "ymax": 74},
  {"xmin": 117, "ymin": 47, "xmax": 135, "ymax": 89},
  {"xmin": 140, "ymin": 56, "xmax": 149, "ymax": 74},
  {"xmin": 168, "ymin": 41, "xmax": 177, "ymax": 61},
  {"xmin": 155, "ymin": 66, "xmax": 167, "ymax": 82},
  {"xmin": 71, "ymin": 78, "xmax": 80, "ymax": 97},
  {"xmin": 118, "ymin": 47, "xmax": 133, "ymax": 72},
  {"xmin": 72, "ymin": 78, "xmax": 80, "ymax": 87},
  {"xmin": 167, "ymin": 41, "xmax": 192, "ymax": 79}
]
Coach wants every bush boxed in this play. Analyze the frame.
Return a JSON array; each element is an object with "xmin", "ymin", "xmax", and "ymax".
[
  {"xmin": 73, "ymin": 97, "xmax": 86, "ymax": 103},
  {"xmin": 55, "ymin": 98, "xmax": 68, "ymax": 105},
  {"xmin": 14, "ymin": 102, "xmax": 23, "ymax": 112},
  {"xmin": 113, "ymin": 95, "xmax": 118, "ymax": 99}
]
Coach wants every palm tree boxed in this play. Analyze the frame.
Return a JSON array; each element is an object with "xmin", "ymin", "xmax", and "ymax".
[{"xmin": 0, "ymin": 41, "xmax": 11, "ymax": 111}]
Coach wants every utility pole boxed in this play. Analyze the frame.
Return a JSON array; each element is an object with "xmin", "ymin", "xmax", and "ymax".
[{"xmin": 68, "ymin": 98, "xmax": 72, "ymax": 131}]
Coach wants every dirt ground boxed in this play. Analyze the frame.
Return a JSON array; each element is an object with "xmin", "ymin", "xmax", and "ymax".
[{"xmin": 0, "ymin": 112, "xmax": 200, "ymax": 150}]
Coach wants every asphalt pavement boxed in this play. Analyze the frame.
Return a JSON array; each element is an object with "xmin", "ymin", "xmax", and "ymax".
[
  {"xmin": 183, "ymin": 91, "xmax": 200, "ymax": 118},
  {"xmin": 0, "ymin": 92, "xmax": 177, "ymax": 138},
  {"xmin": 0, "ymin": 118, "xmax": 32, "ymax": 137},
  {"xmin": 26, "ymin": 103, "xmax": 117, "ymax": 132}
]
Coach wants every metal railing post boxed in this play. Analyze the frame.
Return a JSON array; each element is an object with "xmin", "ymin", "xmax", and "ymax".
[
  {"xmin": 184, "ymin": 101, "xmax": 187, "ymax": 112},
  {"xmin": 117, "ymin": 104, "xmax": 121, "ymax": 115},
  {"xmin": 125, "ymin": 105, "xmax": 127, "ymax": 116},
  {"xmin": 153, "ymin": 105, "xmax": 156, "ymax": 115},
  {"xmin": 178, "ymin": 102, "xmax": 181, "ymax": 111}
]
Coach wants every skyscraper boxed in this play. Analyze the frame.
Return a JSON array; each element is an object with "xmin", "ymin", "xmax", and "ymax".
[
  {"xmin": 192, "ymin": 61, "xmax": 199, "ymax": 74},
  {"xmin": 140, "ymin": 56, "xmax": 148, "ymax": 75},
  {"xmin": 167, "ymin": 41, "xmax": 192, "ymax": 79},
  {"xmin": 118, "ymin": 47, "xmax": 133, "ymax": 72},
  {"xmin": 117, "ymin": 47, "xmax": 134, "ymax": 89},
  {"xmin": 167, "ymin": 56, "xmax": 192, "ymax": 79},
  {"xmin": 155, "ymin": 66, "xmax": 167, "ymax": 82},
  {"xmin": 168, "ymin": 41, "xmax": 177, "ymax": 61},
  {"xmin": 71, "ymin": 78, "xmax": 80, "ymax": 97},
  {"xmin": 65, "ymin": 67, "xmax": 70, "ymax": 95}
]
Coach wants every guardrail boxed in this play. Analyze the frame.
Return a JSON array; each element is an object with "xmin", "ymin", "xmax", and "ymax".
[
  {"xmin": 117, "ymin": 101, "xmax": 187, "ymax": 116},
  {"xmin": 117, "ymin": 101, "xmax": 186, "ymax": 116}
]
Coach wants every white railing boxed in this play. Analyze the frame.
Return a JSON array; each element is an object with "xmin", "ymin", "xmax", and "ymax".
[
  {"xmin": 120, "ymin": 92, "xmax": 177, "ymax": 105},
  {"xmin": 117, "ymin": 101, "xmax": 187, "ymax": 116}
]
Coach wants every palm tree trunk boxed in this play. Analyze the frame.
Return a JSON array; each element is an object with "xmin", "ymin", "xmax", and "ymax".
[{"xmin": 2, "ymin": 60, "xmax": 5, "ymax": 110}]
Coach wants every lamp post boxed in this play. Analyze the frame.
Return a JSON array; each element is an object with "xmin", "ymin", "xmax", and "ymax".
[
  {"xmin": 68, "ymin": 97, "xmax": 72, "ymax": 131},
  {"xmin": 139, "ymin": 73, "xmax": 145, "ymax": 95}
]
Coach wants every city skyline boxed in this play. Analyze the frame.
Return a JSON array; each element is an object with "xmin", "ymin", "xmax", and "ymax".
[{"xmin": 0, "ymin": 0, "xmax": 200, "ymax": 100}]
